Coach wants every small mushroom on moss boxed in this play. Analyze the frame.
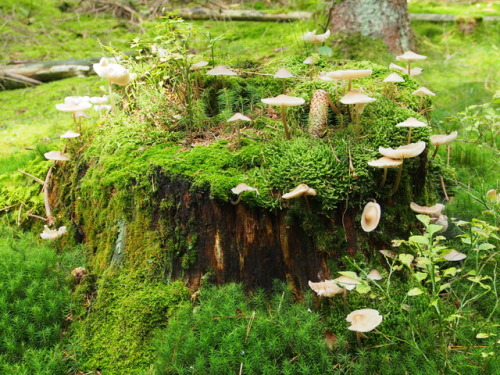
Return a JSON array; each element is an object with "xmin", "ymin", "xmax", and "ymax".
[
  {"xmin": 430, "ymin": 131, "xmax": 458, "ymax": 161},
  {"xmin": 190, "ymin": 60, "xmax": 209, "ymax": 71},
  {"xmin": 60, "ymin": 130, "xmax": 81, "ymax": 139},
  {"xmin": 230, "ymin": 183, "xmax": 259, "ymax": 205},
  {"xmin": 396, "ymin": 117, "xmax": 428, "ymax": 144},
  {"xmin": 93, "ymin": 57, "xmax": 131, "ymax": 86},
  {"xmin": 56, "ymin": 102, "xmax": 92, "ymax": 129},
  {"xmin": 261, "ymin": 94, "xmax": 305, "ymax": 140},
  {"xmin": 361, "ymin": 201, "xmax": 381, "ymax": 232},
  {"xmin": 274, "ymin": 68, "xmax": 294, "ymax": 93},
  {"xmin": 206, "ymin": 65, "xmax": 238, "ymax": 108},
  {"xmin": 327, "ymin": 69, "xmax": 372, "ymax": 91},
  {"xmin": 302, "ymin": 29, "xmax": 331, "ymax": 44},
  {"xmin": 227, "ymin": 112, "xmax": 251, "ymax": 146},
  {"xmin": 334, "ymin": 274, "xmax": 361, "ymax": 291},
  {"xmin": 383, "ymin": 72, "xmax": 404, "ymax": 98},
  {"xmin": 339, "ymin": 91, "xmax": 376, "ymax": 133},
  {"xmin": 441, "ymin": 249, "xmax": 466, "ymax": 261},
  {"xmin": 367, "ymin": 269, "xmax": 383, "ymax": 281},
  {"xmin": 389, "ymin": 63, "xmax": 422, "ymax": 77},
  {"xmin": 367, "ymin": 156, "xmax": 403, "ymax": 188},
  {"xmin": 410, "ymin": 202, "xmax": 445, "ymax": 217},
  {"xmin": 379, "ymin": 141, "xmax": 426, "ymax": 195},
  {"xmin": 308, "ymin": 280, "xmax": 344, "ymax": 297},
  {"xmin": 44, "ymin": 151, "xmax": 70, "ymax": 161},
  {"xmin": 396, "ymin": 50, "xmax": 427, "ymax": 76},
  {"xmin": 413, "ymin": 86, "xmax": 436, "ymax": 112},
  {"xmin": 431, "ymin": 214, "xmax": 449, "ymax": 232},
  {"xmin": 40, "ymin": 225, "xmax": 67, "ymax": 240},
  {"xmin": 346, "ymin": 308, "xmax": 383, "ymax": 346},
  {"xmin": 282, "ymin": 183, "xmax": 316, "ymax": 199}
]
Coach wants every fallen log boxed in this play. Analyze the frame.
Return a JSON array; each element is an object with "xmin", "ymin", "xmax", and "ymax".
[
  {"xmin": 409, "ymin": 13, "xmax": 500, "ymax": 22},
  {"xmin": 0, "ymin": 57, "xmax": 100, "ymax": 90},
  {"xmin": 173, "ymin": 7, "xmax": 312, "ymax": 22}
]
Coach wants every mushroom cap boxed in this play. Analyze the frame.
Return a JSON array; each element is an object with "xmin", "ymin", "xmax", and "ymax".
[
  {"xmin": 412, "ymin": 87, "xmax": 436, "ymax": 97},
  {"xmin": 367, "ymin": 156, "xmax": 403, "ymax": 168},
  {"xmin": 60, "ymin": 130, "xmax": 81, "ymax": 139},
  {"xmin": 190, "ymin": 60, "xmax": 209, "ymax": 70},
  {"xmin": 396, "ymin": 117, "xmax": 427, "ymax": 128},
  {"xmin": 71, "ymin": 266, "xmax": 86, "ymax": 278},
  {"xmin": 340, "ymin": 91, "xmax": 376, "ymax": 105},
  {"xmin": 55, "ymin": 102, "xmax": 92, "ymax": 113},
  {"xmin": 308, "ymin": 280, "xmax": 344, "ymax": 297},
  {"xmin": 396, "ymin": 50, "xmax": 427, "ymax": 62},
  {"xmin": 94, "ymin": 104, "xmax": 112, "ymax": 112},
  {"xmin": 430, "ymin": 131, "xmax": 458, "ymax": 146},
  {"xmin": 442, "ymin": 249, "xmax": 466, "ymax": 261},
  {"xmin": 379, "ymin": 141, "xmax": 426, "ymax": 159},
  {"xmin": 346, "ymin": 309, "xmax": 383, "ymax": 332},
  {"xmin": 231, "ymin": 183, "xmax": 258, "ymax": 195},
  {"xmin": 389, "ymin": 62, "xmax": 406, "ymax": 73},
  {"xmin": 40, "ymin": 225, "xmax": 67, "ymax": 240},
  {"xmin": 383, "ymin": 72, "xmax": 405, "ymax": 83},
  {"xmin": 261, "ymin": 94, "xmax": 305, "ymax": 107},
  {"xmin": 430, "ymin": 214, "xmax": 449, "ymax": 232},
  {"xmin": 302, "ymin": 29, "xmax": 330, "ymax": 43},
  {"xmin": 89, "ymin": 96, "xmax": 108, "ymax": 104},
  {"xmin": 327, "ymin": 69, "xmax": 372, "ymax": 80},
  {"xmin": 227, "ymin": 113, "xmax": 251, "ymax": 122},
  {"xmin": 106, "ymin": 64, "xmax": 131, "ymax": 86},
  {"xmin": 317, "ymin": 73, "xmax": 335, "ymax": 82},
  {"xmin": 334, "ymin": 274, "xmax": 361, "ymax": 291},
  {"xmin": 361, "ymin": 202, "xmax": 381, "ymax": 232},
  {"xmin": 410, "ymin": 202, "xmax": 445, "ymax": 216},
  {"xmin": 206, "ymin": 65, "xmax": 238, "ymax": 76},
  {"xmin": 93, "ymin": 57, "xmax": 110, "ymax": 77},
  {"xmin": 410, "ymin": 67, "xmax": 423, "ymax": 76},
  {"xmin": 274, "ymin": 68, "xmax": 294, "ymax": 79},
  {"xmin": 65, "ymin": 96, "xmax": 90, "ymax": 105},
  {"xmin": 282, "ymin": 183, "xmax": 316, "ymax": 199},
  {"xmin": 367, "ymin": 269, "xmax": 383, "ymax": 281},
  {"xmin": 44, "ymin": 151, "xmax": 70, "ymax": 161},
  {"xmin": 303, "ymin": 56, "xmax": 315, "ymax": 65}
]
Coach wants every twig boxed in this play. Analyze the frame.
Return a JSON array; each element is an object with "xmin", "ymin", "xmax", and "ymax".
[
  {"xmin": 440, "ymin": 176, "xmax": 449, "ymax": 201},
  {"xmin": 42, "ymin": 166, "xmax": 56, "ymax": 226},
  {"xmin": 18, "ymin": 169, "xmax": 44, "ymax": 184},
  {"xmin": 27, "ymin": 213, "xmax": 49, "ymax": 222}
]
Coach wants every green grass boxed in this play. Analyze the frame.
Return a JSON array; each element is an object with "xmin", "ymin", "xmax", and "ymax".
[{"xmin": 408, "ymin": 0, "xmax": 500, "ymax": 17}]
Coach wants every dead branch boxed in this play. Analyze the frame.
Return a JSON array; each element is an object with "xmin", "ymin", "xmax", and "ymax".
[{"xmin": 43, "ymin": 166, "xmax": 56, "ymax": 226}]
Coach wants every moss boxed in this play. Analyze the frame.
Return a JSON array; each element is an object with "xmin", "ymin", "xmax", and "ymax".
[{"xmin": 69, "ymin": 272, "xmax": 189, "ymax": 374}]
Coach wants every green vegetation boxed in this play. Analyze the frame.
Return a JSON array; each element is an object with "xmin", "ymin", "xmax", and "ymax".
[{"xmin": 0, "ymin": 224, "xmax": 76, "ymax": 374}]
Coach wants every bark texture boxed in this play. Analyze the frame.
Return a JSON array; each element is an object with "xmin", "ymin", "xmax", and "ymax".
[{"xmin": 329, "ymin": 0, "xmax": 415, "ymax": 54}]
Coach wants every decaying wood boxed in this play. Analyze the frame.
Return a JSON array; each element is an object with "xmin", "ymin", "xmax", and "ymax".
[
  {"xmin": 43, "ymin": 166, "xmax": 56, "ymax": 226},
  {"xmin": 409, "ymin": 14, "xmax": 500, "ymax": 22},
  {"xmin": 173, "ymin": 7, "xmax": 312, "ymax": 22},
  {"xmin": 0, "ymin": 57, "xmax": 99, "ymax": 90}
]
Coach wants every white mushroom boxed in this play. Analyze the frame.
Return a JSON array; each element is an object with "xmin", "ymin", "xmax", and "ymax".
[
  {"xmin": 367, "ymin": 269, "xmax": 383, "ymax": 281},
  {"xmin": 396, "ymin": 50, "xmax": 427, "ymax": 75},
  {"xmin": 389, "ymin": 63, "xmax": 422, "ymax": 77},
  {"xmin": 282, "ymin": 183, "xmax": 316, "ymax": 199},
  {"xmin": 230, "ymin": 183, "xmax": 259, "ymax": 205},
  {"xmin": 302, "ymin": 29, "xmax": 331, "ymax": 44},
  {"xmin": 327, "ymin": 69, "xmax": 372, "ymax": 91},
  {"xmin": 410, "ymin": 202, "xmax": 445, "ymax": 217},
  {"xmin": 40, "ymin": 225, "xmax": 67, "ymax": 240},
  {"xmin": 227, "ymin": 113, "xmax": 251, "ymax": 146},
  {"xmin": 308, "ymin": 280, "xmax": 344, "ymax": 297},
  {"xmin": 44, "ymin": 151, "xmax": 70, "ymax": 161},
  {"xmin": 367, "ymin": 156, "xmax": 403, "ymax": 187},
  {"xmin": 190, "ymin": 60, "xmax": 209, "ymax": 71},
  {"xmin": 93, "ymin": 57, "xmax": 131, "ymax": 86},
  {"xmin": 274, "ymin": 68, "xmax": 294, "ymax": 93},
  {"xmin": 60, "ymin": 130, "xmax": 81, "ymax": 139},
  {"xmin": 261, "ymin": 95, "xmax": 305, "ymax": 140},
  {"xmin": 441, "ymin": 249, "xmax": 466, "ymax": 261},
  {"xmin": 361, "ymin": 202, "xmax": 381, "ymax": 232},
  {"xmin": 395, "ymin": 117, "xmax": 428, "ymax": 144},
  {"xmin": 339, "ymin": 90, "xmax": 376, "ymax": 133},
  {"xmin": 334, "ymin": 274, "xmax": 361, "ymax": 291},
  {"xmin": 430, "ymin": 131, "xmax": 458, "ymax": 161},
  {"xmin": 346, "ymin": 308, "xmax": 383, "ymax": 332}
]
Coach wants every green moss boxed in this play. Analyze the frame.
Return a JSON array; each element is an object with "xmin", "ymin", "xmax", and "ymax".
[{"xmin": 69, "ymin": 272, "xmax": 189, "ymax": 374}]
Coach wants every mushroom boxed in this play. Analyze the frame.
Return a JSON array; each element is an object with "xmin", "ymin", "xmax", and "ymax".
[
  {"xmin": 190, "ymin": 60, "xmax": 209, "ymax": 71},
  {"xmin": 395, "ymin": 117, "xmax": 428, "ymax": 144},
  {"xmin": 227, "ymin": 112, "xmax": 251, "ymax": 146},
  {"xmin": 339, "ymin": 91, "xmax": 376, "ymax": 133},
  {"xmin": 412, "ymin": 87, "xmax": 436, "ymax": 112},
  {"xmin": 303, "ymin": 56, "xmax": 315, "ymax": 65},
  {"xmin": 361, "ymin": 201, "xmax": 381, "ymax": 232},
  {"xmin": 55, "ymin": 102, "xmax": 92, "ymax": 130},
  {"xmin": 367, "ymin": 156, "xmax": 403, "ymax": 188},
  {"xmin": 486, "ymin": 189, "xmax": 499, "ymax": 204},
  {"xmin": 308, "ymin": 280, "xmax": 344, "ymax": 298},
  {"xmin": 282, "ymin": 183, "xmax": 316, "ymax": 199},
  {"xmin": 206, "ymin": 65, "xmax": 238, "ymax": 109},
  {"xmin": 230, "ymin": 183, "xmax": 259, "ymax": 205},
  {"xmin": 326, "ymin": 69, "xmax": 372, "ymax": 91},
  {"xmin": 60, "ymin": 130, "xmax": 81, "ymax": 139},
  {"xmin": 389, "ymin": 62, "xmax": 423, "ymax": 77},
  {"xmin": 383, "ymin": 72, "xmax": 404, "ymax": 98},
  {"xmin": 430, "ymin": 214, "xmax": 449, "ymax": 232},
  {"xmin": 379, "ymin": 141, "xmax": 426, "ymax": 195},
  {"xmin": 346, "ymin": 308, "xmax": 383, "ymax": 346},
  {"xmin": 89, "ymin": 96, "xmax": 108, "ymax": 104},
  {"xmin": 94, "ymin": 104, "xmax": 112, "ymax": 113},
  {"xmin": 334, "ymin": 274, "xmax": 361, "ymax": 291},
  {"xmin": 367, "ymin": 269, "xmax": 383, "ymax": 281},
  {"xmin": 40, "ymin": 225, "xmax": 67, "ymax": 240},
  {"xmin": 441, "ymin": 249, "xmax": 466, "ymax": 261},
  {"xmin": 396, "ymin": 50, "xmax": 427, "ymax": 76},
  {"xmin": 302, "ymin": 29, "xmax": 331, "ymax": 44},
  {"xmin": 430, "ymin": 131, "xmax": 458, "ymax": 161},
  {"xmin": 93, "ymin": 57, "xmax": 131, "ymax": 86},
  {"xmin": 274, "ymin": 68, "xmax": 294, "ymax": 93},
  {"xmin": 410, "ymin": 202, "xmax": 445, "ymax": 217},
  {"xmin": 44, "ymin": 151, "xmax": 70, "ymax": 161},
  {"xmin": 261, "ymin": 94, "xmax": 305, "ymax": 140}
]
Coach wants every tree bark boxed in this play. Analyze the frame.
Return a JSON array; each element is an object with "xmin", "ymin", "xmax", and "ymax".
[{"xmin": 329, "ymin": 0, "xmax": 415, "ymax": 54}]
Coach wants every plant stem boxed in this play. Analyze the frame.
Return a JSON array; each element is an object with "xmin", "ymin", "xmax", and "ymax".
[{"xmin": 281, "ymin": 105, "xmax": 290, "ymax": 140}]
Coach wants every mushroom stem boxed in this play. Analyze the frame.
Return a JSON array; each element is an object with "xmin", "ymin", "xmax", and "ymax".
[
  {"xmin": 355, "ymin": 331, "xmax": 363, "ymax": 348},
  {"xmin": 72, "ymin": 112, "xmax": 77, "ymax": 130},
  {"xmin": 380, "ymin": 168, "xmax": 388, "ymax": 188},
  {"xmin": 342, "ymin": 288, "xmax": 348, "ymax": 314},
  {"xmin": 222, "ymin": 76, "xmax": 229, "ymax": 109},
  {"xmin": 281, "ymin": 105, "xmax": 291, "ymax": 140},
  {"xmin": 282, "ymin": 79, "xmax": 286, "ymax": 94},
  {"xmin": 391, "ymin": 163, "xmax": 404, "ymax": 196},
  {"xmin": 407, "ymin": 61, "xmax": 411, "ymax": 76},
  {"xmin": 430, "ymin": 145, "xmax": 440, "ymax": 162},
  {"xmin": 42, "ymin": 166, "xmax": 55, "ymax": 226},
  {"xmin": 348, "ymin": 79, "xmax": 352, "ymax": 91},
  {"xmin": 407, "ymin": 128, "xmax": 413, "ymax": 144},
  {"xmin": 447, "ymin": 145, "xmax": 451, "ymax": 165}
]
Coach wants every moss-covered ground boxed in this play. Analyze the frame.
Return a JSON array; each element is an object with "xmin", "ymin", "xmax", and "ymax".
[{"xmin": 0, "ymin": 1, "xmax": 498, "ymax": 374}]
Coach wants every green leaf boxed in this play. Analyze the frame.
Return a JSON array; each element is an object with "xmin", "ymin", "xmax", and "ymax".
[
  {"xmin": 416, "ymin": 214, "xmax": 430, "ymax": 225},
  {"xmin": 438, "ymin": 283, "xmax": 451, "ymax": 292},
  {"xmin": 478, "ymin": 243, "xmax": 495, "ymax": 250},
  {"xmin": 476, "ymin": 333, "xmax": 495, "ymax": 339},
  {"xmin": 428, "ymin": 224, "xmax": 444, "ymax": 235},
  {"xmin": 444, "ymin": 314, "xmax": 463, "ymax": 322},
  {"xmin": 416, "ymin": 257, "xmax": 432, "ymax": 267},
  {"xmin": 443, "ymin": 267, "xmax": 459, "ymax": 277},
  {"xmin": 415, "ymin": 272, "xmax": 428, "ymax": 282},
  {"xmin": 461, "ymin": 237, "xmax": 472, "ymax": 245},
  {"xmin": 337, "ymin": 271, "xmax": 360, "ymax": 281},
  {"xmin": 399, "ymin": 253, "xmax": 414, "ymax": 267},
  {"xmin": 317, "ymin": 46, "xmax": 333, "ymax": 57},
  {"xmin": 407, "ymin": 288, "xmax": 423, "ymax": 296},
  {"xmin": 409, "ymin": 235, "xmax": 428, "ymax": 245},
  {"xmin": 355, "ymin": 284, "xmax": 371, "ymax": 294}
]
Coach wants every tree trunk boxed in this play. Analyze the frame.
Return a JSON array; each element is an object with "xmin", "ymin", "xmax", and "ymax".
[{"xmin": 329, "ymin": 0, "xmax": 415, "ymax": 54}]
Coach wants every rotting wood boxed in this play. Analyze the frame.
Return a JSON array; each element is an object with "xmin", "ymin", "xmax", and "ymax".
[
  {"xmin": 173, "ymin": 7, "xmax": 312, "ymax": 22},
  {"xmin": 410, "ymin": 13, "xmax": 500, "ymax": 22}
]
